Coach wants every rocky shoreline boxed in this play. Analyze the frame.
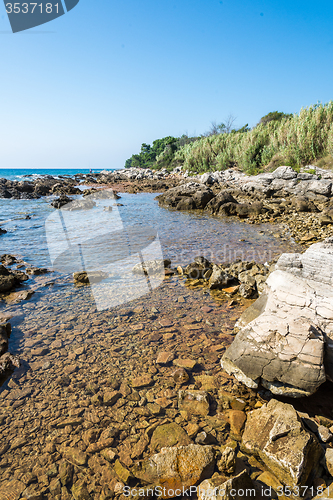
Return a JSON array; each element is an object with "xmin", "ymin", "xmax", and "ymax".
[{"xmin": 2, "ymin": 166, "xmax": 333, "ymax": 499}]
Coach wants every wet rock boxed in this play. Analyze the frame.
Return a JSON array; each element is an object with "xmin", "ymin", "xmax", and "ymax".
[
  {"xmin": 291, "ymin": 196, "xmax": 318, "ymax": 212},
  {"xmin": 26, "ymin": 266, "xmax": 48, "ymax": 275},
  {"xmin": 172, "ymin": 367, "xmax": 189, "ymax": 384},
  {"xmin": 60, "ymin": 447, "xmax": 87, "ymax": 466},
  {"xmin": 176, "ymin": 197, "xmax": 196, "ymax": 210},
  {"xmin": 0, "ymin": 479, "xmax": 26, "ymax": 499},
  {"xmin": 0, "ymin": 322, "xmax": 11, "ymax": 356},
  {"xmin": 0, "ymin": 274, "xmax": 15, "ymax": 292},
  {"xmin": 205, "ymin": 191, "xmax": 237, "ymax": 214},
  {"xmin": 103, "ymin": 390, "xmax": 122, "ymax": 406},
  {"xmin": 132, "ymin": 259, "xmax": 171, "ymax": 275},
  {"xmin": 156, "ymin": 351, "xmax": 175, "ymax": 364},
  {"xmin": 0, "ymin": 227, "xmax": 7, "ymax": 235},
  {"xmin": 62, "ymin": 199, "xmax": 96, "ymax": 211},
  {"xmin": 184, "ymin": 257, "xmax": 212, "ymax": 279},
  {"xmin": 51, "ymin": 195, "xmax": 73, "ymax": 209},
  {"xmin": 241, "ymin": 399, "xmax": 322, "ymax": 487},
  {"xmin": 238, "ymin": 283, "xmax": 256, "ymax": 299},
  {"xmin": 71, "ymin": 479, "xmax": 91, "ymax": 500},
  {"xmin": 114, "ymin": 459, "xmax": 132, "ymax": 484},
  {"xmin": 173, "ymin": 358, "xmax": 196, "ymax": 370},
  {"xmin": 222, "ymin": 238, "xmax": 333, "ymax": 397},
  {"xmin": 0, "ymin": 352, "xmax": 20, "ymax": 376},
  {"xmin": 208, "ymin": 265, "xmax": 233, "ymax": 290},
  {"xmin": 132, "ymin": 444, "xmax": 215, "ymax": 495},
  {"xmin": 150, "ymin": 423, "xmax": 192, "ymax": 452},
  {"xmin": 73, "ymin": 271, "xmax": 108, "ymax": 284},
  {"xmin": 131, "ymin": 375, "xmax": 153, "ymax": 388},
  {"xmin": 178, "ymin": 390, "xmax": 210, "ymax": 416}
]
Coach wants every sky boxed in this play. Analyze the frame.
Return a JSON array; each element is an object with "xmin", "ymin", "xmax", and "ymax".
[{"xmin": 1, "ymin": 0, "xmax": 333, "ymax": 169}]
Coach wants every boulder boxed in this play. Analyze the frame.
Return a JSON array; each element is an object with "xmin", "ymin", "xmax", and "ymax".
[
  {"xmin": 241, "ymin": 399, "xmax": 322, "ymax": 487},
  {"xmin": 150, "ymin": 423, "xmax": 192, "ymax": 452},
  {"xmin": 132, "ymin": 444, "xmax": 216, "ymax": 496},
  {"xmin": 0, "ymin": 274, "xmax": 15, "ymax": 293},
  {"xmin": 271, "ymin": 166, "xmax": 298, "ymax": 180},
  {"xmin": 184, "ymin": 257, "xmax": 212, "ymax": 279},
  {"xmin": 205, "ymin": 191, "xmax": 237, "ymax": 214},
  {"xmin": 198, "ymin": 471, "xmax": 255, "ymax": 500},
  {"xmin": 222, "ymin": 238, "xmax": 333, "ymax": 397},
  {"xmin": 208, "ymin": 265, "xmax": 234, "ymax": 290},
  {"xmin": 176, "ymin": 197, "xmax": 196, "ymax": 210},
  {"xmin": 51, "ymin": 195, "xmax": 73, "ymax": 209}
]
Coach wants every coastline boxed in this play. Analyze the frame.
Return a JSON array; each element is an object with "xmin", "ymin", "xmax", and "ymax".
[{"xmin": 1, "ymin": 167, "xmax": 333, "ymax": 498}]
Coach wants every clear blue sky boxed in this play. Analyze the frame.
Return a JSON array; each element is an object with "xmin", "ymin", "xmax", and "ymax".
[{"xmin": 1, "ymin": 0, "xmax": 333, "ymax": 169}]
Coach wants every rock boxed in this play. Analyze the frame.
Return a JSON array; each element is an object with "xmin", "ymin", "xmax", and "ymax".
[
  {"xmin": 319, "ymin": 214, "xmax": 333, "ymax": 226},
  {"xmin": 324, "ymin": 448, "xmax": 333, "ymax": 476},
  {"xmin": 25, "ymin": 267, "xmax": 48, "ymax": 275},
  {"xmin": 241, "ymin": 399, "xmax": 322, "ymax": 487},
  {"xmin": 0, "ymin": 322, "xmax": 11, "ymax": 356},
  {"xmin": 184, "ymin": 257, "xmax": 212, "ymax": 279},
  {"xmin": 73, "ymin": 271, "xmax": 108, "ymax": 284},
  {"xmin": 229, "ymin": 410, "xmax": 247, "ymax": 440},
  {"xmin": 51, "ymin": 195, "xmax": 73, "ymax": 208},
  {"xmin": 198, "ymin": 471, "xmax": 255, "ymax": 500},
  {"xmin": 103, "ymin": 390, "xmax": 121, "ymax": 406},
  {"xmin": 60, "ymin": 447, "xmax": 87, "ymax": 466},
  {"xmin": 114, "ymin": 459, "xmax": 132, "ymax": 484},
  {"xmin": 61, "ymin": 199, "xmax": 96, "ymax": 210},
  {"xmin": 291, "ymin": 196, "xmax": 318, "ymax": 212},
  {"xmin": 178, "ymin": 390, "xmax": 210, "ymax": 416},
  {"xmin": 132, "ymin": 259, "xmax": 171, "ymax": 275},
  {"xmin": 221, "ymin": 238, "xmax": 333, "ymax": 397},
  {"xmin": 238, "ymin": 283, "xmax": 256, "ymax": 299},
  {"xmin": 217, "ymin": 443, "xmax": 236, "ymax": 474},
  {"xmin": 132, "ymin": 444, "xmax": 215, "ymax": 496},
  {"xmin": 0, "ymin": 352, "xmax": 20, "ymax": 376},
  {"xmin": 0, "ymin": 274, "xmax": 15, "ymax": 292},
  {"xmin": 173, "ymin": 358, "xmax": 196, "ymax": 370},
  {"xmin": 205, "ymin": 191, "xmax": 237, "ymax": 214},
  {"xmin": 156, "ymin": 351, "xmax": 175, "ymax": 364},
  {"xmin": 317, "ymin": 424, "xmax": 332, "ymax": 443},
  {"xmin": 271, "ymin": 166, "xmax": 298, "ymax": 180},
  {"xmin": 131, "ymin": 375, "xmax": 153, "ymax": 388},
  {"xmin": 0, "ymin": 479, "xmax": 26, "ymax": 500},
  {"xmin": 150, "ymin": 423, "xmax": 192, "ymax": 452},
  {"xmin": 0, "ymin": 227, "xmax": 7, "ymax": 234},
  {"xmin": 172, "ymin": 367, "xmax": 189, "ymax": 384},
  {"xmin": 208, "ymin": 265, "xmax": 233, "ymax": 290},
  {"xmin": 71, "ymin": 479, "xmax": 91, "ymax": 500}
]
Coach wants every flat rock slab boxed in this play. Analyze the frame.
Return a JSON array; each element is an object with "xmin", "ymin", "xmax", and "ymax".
[{"xmin": 221, "ymin": 238, "xmax": 333, "ymax": 397}]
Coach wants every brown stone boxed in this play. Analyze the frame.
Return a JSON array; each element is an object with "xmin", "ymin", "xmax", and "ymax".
[
  {"xmin": 156, "ymin": 351, "xmax": 174, "ymax": 364},
  {"xmin": 178, "ymin": 390, "xmax": 210, "ymax": 416},
  {"xmin": 173, "ymin": 358, "xmax": 196, "ymax": 370}
]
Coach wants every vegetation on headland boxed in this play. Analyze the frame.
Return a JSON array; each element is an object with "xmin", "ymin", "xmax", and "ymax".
[{"xmin": 124, "ymin": 102, "xmax": 333, "ymax": 175}]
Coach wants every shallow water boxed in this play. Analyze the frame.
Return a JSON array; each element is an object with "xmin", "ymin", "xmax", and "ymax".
[
  {"xmin": 0, "ymin": 190, "xmax": 303, "ymax": 377},
  {"xmin": 0, "ymin": 191, "xmax": 301, "ymax": 269}
]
